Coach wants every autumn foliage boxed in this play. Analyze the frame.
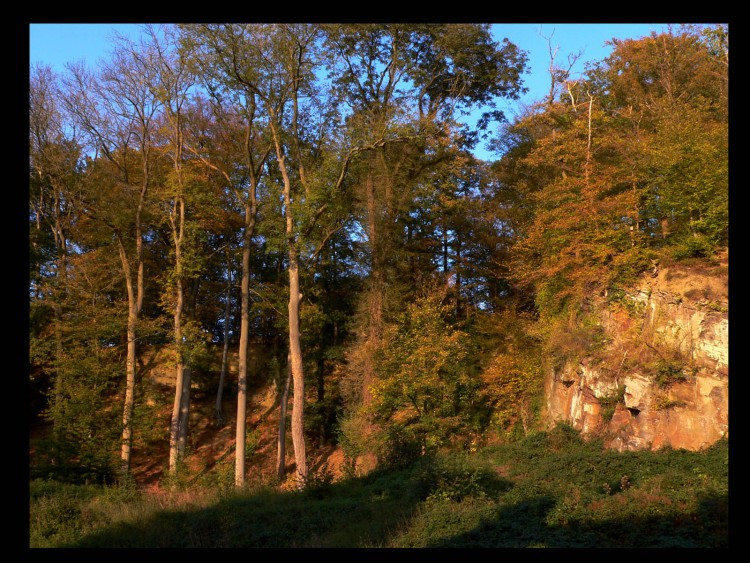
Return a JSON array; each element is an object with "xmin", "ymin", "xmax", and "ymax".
[{"xmin": 30, "ymin": 24, "xmax": 727, "ymax": 486}]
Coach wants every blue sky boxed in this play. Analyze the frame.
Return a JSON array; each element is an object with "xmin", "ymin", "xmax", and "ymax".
[{"xmin": 29, "ymin": 23, "xmax": 672, "ymax": 159}]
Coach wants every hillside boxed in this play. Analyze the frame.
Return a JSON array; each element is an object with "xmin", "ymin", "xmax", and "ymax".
[
  {"xmin": 31, "ymin": 248, "xmax": 728, "ymax": 491},
  {"xmin": 126, "ymin": 348, "xmax": 346, "ymax": 491}
]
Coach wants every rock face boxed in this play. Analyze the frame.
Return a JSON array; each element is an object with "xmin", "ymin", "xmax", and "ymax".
[{"xmin": 544, "ymin": 251, "xmax": 728, "ymax": 451}]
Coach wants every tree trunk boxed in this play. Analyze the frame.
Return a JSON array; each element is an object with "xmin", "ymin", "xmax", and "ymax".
[
  {"xmin": 121, "ymin": 305, "xmax": 137, "ymax": 478},
  {"xmin": 288, "ymin": 244, "xmax": 307, "ymax": 488},
  {"xmin": 233, "ymin": 106, "xmax": 261, "ymax": 487},
  {"xmin": 177, "ymin": 366, "xmax": 192, "ymax": 458},
  {"xmin": 277, "ymin": 354, "xmax": 292, "ymax": 480},
  {"xmin": 116, "ymin": 237, "xmax": 139, "ymax": 480},
  {"xmin": 215, "ymin": 251, "xmax": 232, "ymax": 425},
  {"xmin": 274, "ymin": 125, "xmax": 307, "ymax": 488},
  {"xmin": 169, "ymin": 366, "xmax": 184, "ymax": 473},
  {"xmin": 169, "ymin": 267, "xmax": 186, "ymax": 473},
  {"xmin": 119, "ymin": 162, "xmax": 147, "ymax": 480},
  {"xmin": 169, "ymin": 187, "xmax": 191, "ymax": 474},
  {"xmin": 235, "ymin": 222, "xmax": 252, "ymax": 487}
]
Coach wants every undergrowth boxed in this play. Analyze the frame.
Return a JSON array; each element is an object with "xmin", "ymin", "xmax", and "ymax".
[{"xmin": 28, "ymin": 424, "xmax": 729, "ymax": 548}]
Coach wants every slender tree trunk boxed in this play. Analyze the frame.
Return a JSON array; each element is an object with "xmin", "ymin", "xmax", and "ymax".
[
  {"xmin": 177, "ymin": 366, "xmax": 191, "ymax": 457},
  {"xmin": 116, "ymin": 237, "xmax": 140, "ymax": 479},
  {"xmin": 119, "ymin": 162, "xmax": 147, "ymax": 479},
  {"xmin": 277, "ymin": 353, "xmax": 292, "ymax": 480},
  {"xmin": 169, "ymin": 260, "xmax": 185, "ymax": 473},
  {"xmin": 235, "ymin": 219, "xmax": 253, "ymax": 487},
  {"xmin": 233, "ymin": 104, "xmax": 261, "ymax": 487},
  {"xmin": 168, "ymin": 359, "xmax": 183, "ymax": 469},
  {"xmin": 215, "ymin": 250, "xmax": 232, "ymax": 425},
  {"xmin": 272, "ymin": 116, "xmax": 308, "ymax": 487},
  {"xmin": 169, "ymin": 181, "xmax": 191, "ymax": 474},
  {"xmin": 288, "ymin": 244, "xmax": 307, "ymax": 487},
  {"xmin": 122, "ymin": 303, "xmax": 137, "ymax": 477}
]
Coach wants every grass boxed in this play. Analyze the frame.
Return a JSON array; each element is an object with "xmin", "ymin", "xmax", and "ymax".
[{"xmin": 29, "ymin": 424, "xmax": 729, "ymax": 548}]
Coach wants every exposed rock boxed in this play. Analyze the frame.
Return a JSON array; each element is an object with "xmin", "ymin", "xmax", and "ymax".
[{"xmin": 544, "ymin": 251, "xmax": 728, "ymax": 452}]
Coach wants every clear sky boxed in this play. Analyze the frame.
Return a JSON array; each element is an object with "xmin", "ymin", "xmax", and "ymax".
[{"xmin": 29, "ymin": 23, "xmax": 676, "ymax": 159}]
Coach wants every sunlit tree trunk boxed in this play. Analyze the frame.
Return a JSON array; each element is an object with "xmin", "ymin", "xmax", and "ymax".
[
  {"xmin": 287, "ymin": 241, "xmax": 307, "ymax": 487},
  {"xmin": 235, "ymin": 210, "xmax": 254, "ymax": 486},
  {"xmin": 116, "ymin": 235, "xmax": 143, "ymax": 478}
]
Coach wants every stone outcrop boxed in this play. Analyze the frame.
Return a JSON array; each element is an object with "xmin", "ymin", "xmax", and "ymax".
[{"xmin": 544, "ymin": 251, "xmax": 728, "ymax": 451}]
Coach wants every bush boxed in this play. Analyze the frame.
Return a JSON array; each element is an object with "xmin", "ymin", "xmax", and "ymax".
[
  {"xmin": 672, "ymin": 235, "xmax": 713, "ymax": 260},
  {"xmin": 336, "ymin": 409, "xmax": 372, "ymax": 478},
  {"xmin": 375, "ymin": 423, "xmax": 424, "ymax": 470},
  {"xmin": 29, "ymin": 480, "xmax": 100, "ymax": 547}
]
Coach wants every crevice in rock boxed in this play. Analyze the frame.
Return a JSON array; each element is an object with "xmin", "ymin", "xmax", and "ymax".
[{"xmin": 627, "ymin": 407, "xmax": 640, "ymax": 417}]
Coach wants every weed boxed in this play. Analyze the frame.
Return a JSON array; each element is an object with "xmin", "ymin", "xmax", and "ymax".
[
  {"xmin": 598, "ymin": 386, "xmax": 626, "ymax": 422},
  {"xmin": 653, "ymin": 358, "xmax": 689, "ymax": 388}
]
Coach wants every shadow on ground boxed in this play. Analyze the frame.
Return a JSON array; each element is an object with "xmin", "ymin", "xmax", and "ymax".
[
  {"xmin": 61, "ymin": 460, "xmax": 727, "ymax": 548},
  {"xmin": 427, "ymin": 491, "xmax": 728, "ymax": 548}
]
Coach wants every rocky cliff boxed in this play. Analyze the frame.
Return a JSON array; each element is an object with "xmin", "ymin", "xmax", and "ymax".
[{"xmin": 544, "ymin": 249, "xmax": 728, "ymax": 451}]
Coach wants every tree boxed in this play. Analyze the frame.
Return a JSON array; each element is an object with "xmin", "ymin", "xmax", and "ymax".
[
  {"xmin": 61, "ymin": 37, "xmax": 162, "ymax": 478},
  {"xmin": 201, "ymin": 23, "xmax": 379, "ymax": 487},
  {"xmin": 588, "ymin": 26, "xmax": 728, "ymax": 250},
  {"xmin": 30, "ymin": 64, "xmax": 82, "ymax": 446},
  {"xmin": 490, "ymin": 25, "xmax": 728, "ymax": 360},
  {"xmin": 178, "ymin": 24, "xmax": 273, "ymax": 487},
  {"xmin": 322, "ymin": 24, "xmax": 528, "ymax": 444},
  {"xmin": 141, "ymin": 24, "xmax": 200, "ymax": 475},
  {"xmin": 371, "ymin": 291, "xmax": 478, "ymax": 462},
  {"xmin": 29, "ymin": 64, "xmax": 125, "ymax": 479},
  {"xmin": 263, "ymin": 23, "xmax": 357, "ymax": 487}
]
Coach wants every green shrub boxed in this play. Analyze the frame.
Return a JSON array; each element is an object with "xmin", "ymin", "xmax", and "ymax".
[
  {"xmin": 653, "ymin": 358, "xmax": 690, "ymax": 388},
  {"xmin": 336, "ymin": 409, "xmax": 371, "ymax": 478},
  {"xmin": 672, "ymin": 235, "xmax": 713, "ymax": 260},
  {"xmin": 598, "ymin": 386, "xmax": 626, "ymax": 422}
]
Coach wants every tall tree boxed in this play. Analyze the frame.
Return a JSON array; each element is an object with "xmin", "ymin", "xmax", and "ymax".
[
  {"xmin": 29, "ymin": 64, "xmax": 81, "ymax": 447},
  {"xmin": 179, "ymin": 24, "xmax": 273, "ymax": 487},
  {"xmin": 142, "ymin": 24, "xmax": 199, "ymax": 474},
  {"xmin": 264, "ymin": 23, "xmax": 353, "ymax": 487},
  {"xmin": 201, "ymin": 23, "xmax": 378, "ymax": 486},
  {"xmin": 214, "ymin": 242, "xmax": 235, "ymax": 425},
  {"xmin": 323, "ymin": 23, "xmax": 527, "ymax": 426},
  {"xmin": 60, "ymin": 34, "xmax": 161, "ymax": 477}
]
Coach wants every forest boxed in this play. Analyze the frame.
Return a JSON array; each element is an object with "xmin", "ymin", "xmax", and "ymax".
[{"xmin": 29, "ymin": 24, "xmax": 728, "ymax": 543}]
